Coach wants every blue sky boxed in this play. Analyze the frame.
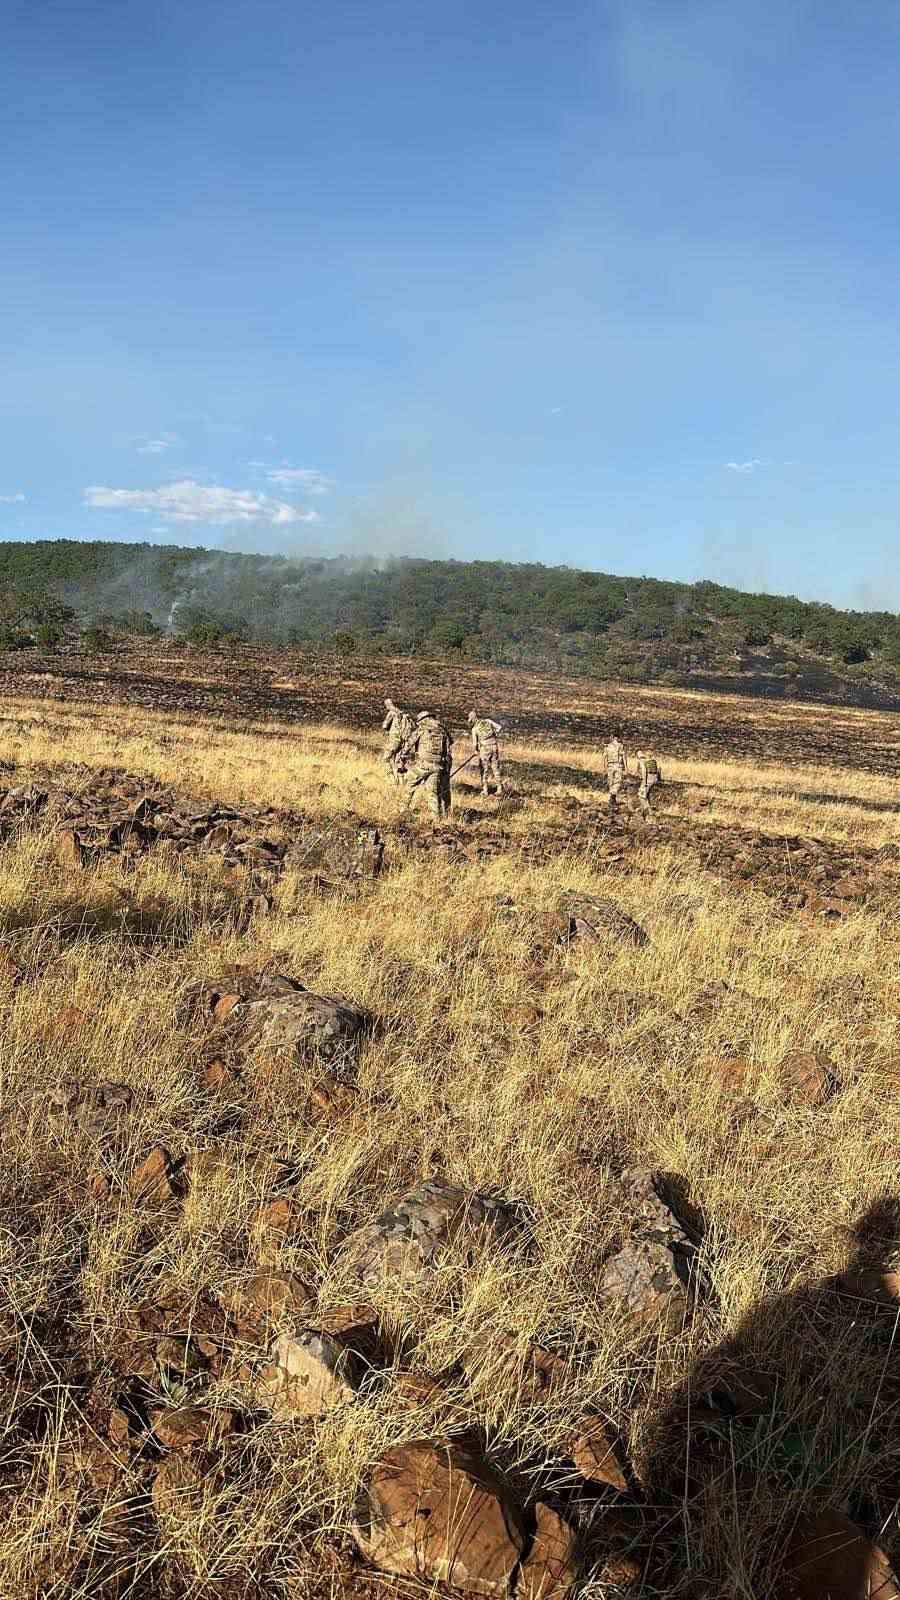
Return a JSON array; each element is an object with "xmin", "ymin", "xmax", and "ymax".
[{"xmin": 4, "ymin": 0, "xmax": 900, "ymax": 606}]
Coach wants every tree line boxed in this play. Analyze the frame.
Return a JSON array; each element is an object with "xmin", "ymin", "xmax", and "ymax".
[{"xmin": 0, "ymin": 538, "xmax": 898, "ymax": 691}]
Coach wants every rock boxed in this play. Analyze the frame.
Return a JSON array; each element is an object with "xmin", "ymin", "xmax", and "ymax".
[
  {"xmin": 284, "ymin": 822, "xmax": 385, "ymax": 882},
  {"xmin": 598, "ymin": 1237, "xmax": 691, "ymax": 1328},
  {"xmin": 517, "ymin": 1503, "xmax": 578, "ymax": 1600},
  {"xmin": 54, "ymin": 827, "xmax": 84, "ymax": 868},
  {"xmin": 151, "ymin": 1455, "xmax": 206, "ymax": 1527},
  {"xmin": 49, "ymin": 1077, "xmax": 135, "ymax": 1140},
  {"xmin": 777, "ymin": 1511, "xmax": 900, "ymax": 1599},
  {"xmin": 130, "ymin": 1146, "xmax": 179, "ymax": 1204},
  {"xmin": 151, "ymin": 1405, "xmax": 234, "ymax": 1451},
  {"xmin": 837, "ymin": 1267, "xmax": 900, "ymax": 1308},
  {"xmin": 567, "ymin": 1415, "xmax": 629, "ymax": 1492},
  {"xmin": 598, "ymin": 1169, "xmax": 698, "ymax": 1328},
  {"xmin": 353, "ymin": 1441, "xmax": 525, "ymax": 1596},
  {"xmin": 338, "ymin": 1179, "xmax": 522, "ymax": 1287},
  {"xmin": 220, "ymin": 1270, "xmax": 315, "ymax": 1339},
  {"xmin": 255, "ymin": 1329, "xmax": 361, "ymax": 1419},
  {"xmin": 238, "ymin": 984, "xmax": 371, "ymax": 1065},
  {"xmin": 776, "ymin": 1049, "xmax": 839, "ymax": 1107},
  {"xmin": 555, "ymin": 892, "xmax": 649, "ymax": 949},
  {"xmin": 254, "ymin": 1197, "xmax": 302, "ymax": 1246}
]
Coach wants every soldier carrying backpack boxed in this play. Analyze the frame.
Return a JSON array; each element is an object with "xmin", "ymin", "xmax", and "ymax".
[{"xmin": 401, "ymin": 711, "xmax": 452, "ymax": 819}]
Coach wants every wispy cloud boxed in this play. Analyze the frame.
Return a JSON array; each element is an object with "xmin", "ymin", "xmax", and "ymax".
[
  {"xmin": 0, "ymin": 492, "xmax": 26, "ymax": 503},
  {"xmin": 136, "ymin": 431, "xmax": 180, "ymax": 455},
  {"xmin": 256, "ymin": 465, "xmax": 333, "ymax": 495},
  {"xmin": 725, "ymin": 459, "xmax": 763, "ymax": 473},
  {"xmin": 84, "ymin": 479, "xmax": 319, "ymax": 526}
]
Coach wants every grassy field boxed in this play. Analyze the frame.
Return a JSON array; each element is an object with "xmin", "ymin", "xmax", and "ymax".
[{"xmin": 0, "ymin": 673, "xmax": 898, "ymax": 1598}]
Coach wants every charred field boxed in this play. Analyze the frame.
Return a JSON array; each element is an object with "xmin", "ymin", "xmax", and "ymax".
[{"xmin": 0, "ymin": 642, "xmax": 898, "ymax": 1600}]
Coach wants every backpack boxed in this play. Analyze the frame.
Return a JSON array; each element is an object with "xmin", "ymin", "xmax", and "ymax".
[{"xmin": 419, "ymin": 719, "xmax": 449, "ymax": 764}]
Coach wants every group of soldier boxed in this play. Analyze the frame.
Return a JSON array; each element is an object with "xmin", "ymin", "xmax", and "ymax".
[
  {"xmin": 381, "ymin": 699, "xmax": 502, "ymax": 819},
  {"xmin": 380, "ymin": 698, "xmax": 661, "ymax": 821}
]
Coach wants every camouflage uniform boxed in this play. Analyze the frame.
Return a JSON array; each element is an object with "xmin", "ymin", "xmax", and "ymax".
[
  {"xmin": 467, "ymin": 711, "xmax": 504, "ymax": 796},
  {"xmin": 636, "ymin": 750, "xmax": 661, "ymax": 818},
  {"xmin": 604, "ymin": 737, "xmax": 627, "ymax": 812},
  {"xmin": 381, "ymin": 698, "xmax": 414, "ymax": 785},
  {"xmin": 402, "ymin": 712, "xmax": 452, "ymax": 819}
]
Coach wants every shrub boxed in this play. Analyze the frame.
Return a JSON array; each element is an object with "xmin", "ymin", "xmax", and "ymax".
[
  {"xmin": 333, "ymin": 631, "xmax": 357, "ymax": 656},
  {"xmin": 35, "ymin": 622, "xmax": 62, "ymax": 651},
  {"xmin": 81, "ymin": 626, "xmax": 111, "ymax": 656}
]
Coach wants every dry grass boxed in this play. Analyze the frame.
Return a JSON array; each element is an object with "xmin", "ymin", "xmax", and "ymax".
[{"xmin": 0, "ymin": 691, "xmax": 897, "ymax": 1598}]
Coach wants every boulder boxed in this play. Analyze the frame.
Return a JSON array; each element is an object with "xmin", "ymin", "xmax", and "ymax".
[
  {"xmin": 776, "ymin": 1049, "xmax": 839, "ymax": 1107},
  {"xmin": 338, "ymin": 1179, "xmax": 521, "ymax": 1287},
  {"xmin": 555, "ymin": 892, "xmax": 649, "ymax": 949},
  {"xmin": 284, "ymin": 822, "xmax": 385, "ymax": 881},
  {"xmin": 255, "ymin": 1329, "xmax": 361, "ymax": 1420},
  {"xmin": 777, "ymin": 1511, "xmax": 900, "ymax": 1599},
  {"xmin": 130, "ymin": 1146, "xmax": 179, "ymax": 1204},
  {"xmin": 49, "ymin": 1077, "xmax": 135, "ymax": 1141},
  {"xmin": 194, "ymin": 969, "xmax": 371, "ymax": 1065},
  {"xmin": 151, "ymin": 1406, "xmax": 234, "ymax": 1451},
  {"xmin": 517, "ymin": 1503, "xmax": 578, "ymax": 1600},
  {"xmin": 353, "ymin": 1440, "xmax": 525, "ymax": 1596},
  {"xmin": 598, "ymin": 1169, "xmax": 698, "ymax": 1329},
  {"xmin": 566, "ymin": 1415, "xmax": 629, "ymax": 1492}
]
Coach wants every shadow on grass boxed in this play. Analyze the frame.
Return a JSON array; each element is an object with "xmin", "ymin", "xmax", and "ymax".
[{"xmin": 641, "ymin": 1195, "xmax": 900, "ymax": 1592}]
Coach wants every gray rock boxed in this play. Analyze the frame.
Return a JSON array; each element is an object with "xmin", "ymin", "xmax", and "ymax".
[
  {"xmin": 237, "ymin": 985, "xmax": 371, "ymax": 1063},
  {"xmin": 598, "ymin": 1168, "xmax": 698, "ymax": 1329},
  {"xmin": 338, "ymin": 1179, "xmax": 522, "ymax": 1287},
  {"xmin": 555, "ymin": 892, "xmax": 649, "ymax": 949}
]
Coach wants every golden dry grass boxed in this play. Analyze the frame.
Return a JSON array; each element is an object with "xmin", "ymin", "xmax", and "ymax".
[{"xmin": 0, "ymin": 690, "xmax": 897, "ymax": 1598}]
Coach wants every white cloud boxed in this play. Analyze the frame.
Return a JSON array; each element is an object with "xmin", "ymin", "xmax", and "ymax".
[
  {"xmin": 84, "ymin": 479, "xmax": 319, "ymax": 526},
  {"xmin": 136, "ymin": 432, "xmax": 179, "ymax": 455},
  {"xmin": 0, "ymin": 492, "xmax": 25, "ymax": 503},
  {"xmin": 725, "ymin": 459, "xmax": 763, "ymax": 473},
  {"xmin": 262, "ymin": 466, "xmax": 333, "ymax": 495}
]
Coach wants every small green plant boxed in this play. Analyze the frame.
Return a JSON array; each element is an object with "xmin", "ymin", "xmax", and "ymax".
[
  {"xmin": 35, "ymin": 622, "xmax": 62, "ymax": 651},
  {"xmin": 333, "ymin": 630, "xmax": 357, "ymax": 656}
]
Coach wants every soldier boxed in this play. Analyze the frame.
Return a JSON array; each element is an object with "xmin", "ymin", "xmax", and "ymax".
[
  {"xmin": 467, "ymin": 710, "xmax": 504, "ymax": 796},
  {"xmin": 636, "ymin": 749, "xmax": 661, "ymax": 818},
  {"xmin": 381, "ymin": 697, "xmax": 414, "ymax": 785},
  {"xmin": 604, "ymin": 733, "xmax": 627, "ymax": 813},
  {"xmin": 401, "ymin": 711, "xmax": 452, "ymax": 819}
]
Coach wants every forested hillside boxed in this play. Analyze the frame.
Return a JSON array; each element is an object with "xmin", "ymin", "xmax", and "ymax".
[{"xmin": 2, "ymin": 538, "xmax": 900, "ymax": 702}]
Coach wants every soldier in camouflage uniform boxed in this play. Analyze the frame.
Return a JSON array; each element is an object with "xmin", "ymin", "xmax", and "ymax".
[
  {"xmin": 401, "ymin": 711, "xmax": 452, "ymax": 819},
  {"xmin": 636, "ymin": 750, "xmax": 661, "ymax": 818},
  {"xmin": 603, "ymin": 734, "xmax": 627, "ymax": 814},
  {"xmin": 381, "ymin": 697, "xmax": 414, "ymax": 785},
  {"xmin": 467, "ymin": 710, "xmax": 504, "ymax": 796}
]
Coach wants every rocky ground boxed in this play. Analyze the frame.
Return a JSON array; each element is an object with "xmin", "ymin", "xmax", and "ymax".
[{"xmin": 0, "ymin": 670, "xmax": 898, "ymax": 1599}]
